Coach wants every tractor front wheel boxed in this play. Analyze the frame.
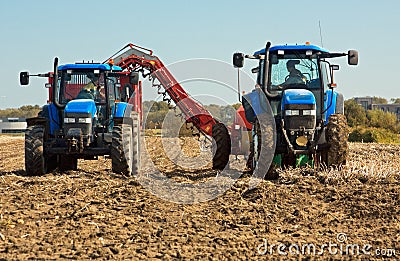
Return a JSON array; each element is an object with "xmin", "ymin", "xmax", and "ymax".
[
  {"xmin": 25, "ymin": 125, "xmax": 51, "ymax": 176},
  {"xmin": 111, "ymin": 116, "xmax": 140, "ymax": 176}
]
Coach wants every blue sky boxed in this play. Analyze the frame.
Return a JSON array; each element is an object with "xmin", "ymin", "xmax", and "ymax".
[{"xmin": 0, "ymin": 0, "xmax": 399, "ymax": 109}]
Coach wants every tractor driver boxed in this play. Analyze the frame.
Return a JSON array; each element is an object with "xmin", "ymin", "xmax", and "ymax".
[
  {"xmin": 76, "ymin": 75, "xmax": 105, "ymax": 101},
  {"xmin": 275, "ymin": 60, "xmax": 307, "ymax": 89}
]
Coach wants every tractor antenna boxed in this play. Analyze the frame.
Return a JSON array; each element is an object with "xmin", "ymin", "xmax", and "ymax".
[{"xmin": 318, "ymin": 20, "xmax": 324, "ymax": 47}]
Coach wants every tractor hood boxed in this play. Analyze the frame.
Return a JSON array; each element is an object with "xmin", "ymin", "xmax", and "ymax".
[
  {"xmin": 65, "ymin": 99, "xmax": 97, "ymax": 118},
  {"xmin": 282, "ymin": 89, "xmax": 316, "ymax": 109}
]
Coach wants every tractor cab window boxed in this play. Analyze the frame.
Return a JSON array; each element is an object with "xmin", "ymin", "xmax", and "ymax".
[
  {"xmin": 268, "ymin": 55, "xmax": 320, "ymax": 92},
  {"xmin": 105, "ymin": 76, "xmax": 120, "ymax": 101},
  {"xmin": 59, "ymin": 71, "xmax": 118, "ymax": 104},
  {"xmin": 60, "ymin": 71, "xmax": 102, "ymax": 102}
]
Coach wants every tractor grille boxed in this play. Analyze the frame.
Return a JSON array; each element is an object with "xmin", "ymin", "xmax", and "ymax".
[
  {"xmin": 64, "ymin": 112, "xmax": 93, "ymax": 136},
  {"xmin": 284, "ymin": 104, "xmax": 316, "ymax": 130}
]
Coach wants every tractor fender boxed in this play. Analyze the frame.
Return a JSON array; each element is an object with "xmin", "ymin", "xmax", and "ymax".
[
  {"xmin": 27, "ymin": 103, "xmax": 60, "ymax": 135},
  {"xmin": 324, "ymin": 90, "xmax": 344, "ymax": 124},
  {"xmin": 324, "ymin": 90, "xmax": 337, "ymax": 123},
  {"xmin": 26, "ymin": 117, "xmax": 47, "ymax": 127},
  {"xmin": 45, "ymin": 103, "xmax": 60, "ymax": 135},
  {"xmin": 242, "ymin": 88, "xmax": 270, "ymax": 124}
]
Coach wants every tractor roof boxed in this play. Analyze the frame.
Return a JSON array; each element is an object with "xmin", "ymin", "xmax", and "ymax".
[
  {"xmin": 254, "ymin": 44, "xmax": 329, "ymax": 55},
  {"xmin": 58, "ymin": 63, "xmax": 123, "ymax": 71}
]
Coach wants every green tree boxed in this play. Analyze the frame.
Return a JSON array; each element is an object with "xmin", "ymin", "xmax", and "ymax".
[
  {"xmin": 367, "ymin": 109, "xmax": 397, "ymax": 131},
  {"xmin": 390, "ymin": 98, "xmax": 400, "ymax": 104},
  {"xmin": 232, "ymin": 103, "xmax": 242, "ymax": 110},
  {"xmin": 0, "ymin": 105, "xmax": 41, "ymax": 118},
  {"xmin": 344, "ymin": 99, "xmax": 368, "ymax": 127},
  {"xmin": 372, "ymin": 96, "xmax": 388, "ymax": 104}
]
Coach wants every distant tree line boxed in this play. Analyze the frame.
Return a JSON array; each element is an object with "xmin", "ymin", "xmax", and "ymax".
[
  {"xmin": 344, "ymin": 97, "xmax": 400, "ymax": 143},
  {"xmin": 3, "ymin": 98, "xmax": 400, "ymax": 143},
  {"xmin": 0, "ymin": 105, "xmax": 41, "ymax": 118}
]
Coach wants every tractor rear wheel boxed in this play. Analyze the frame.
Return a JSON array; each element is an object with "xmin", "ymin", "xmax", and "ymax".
[
  {"xmin": 325, "ymin": 114, "xmax": 348, "ymax": 167},
  {"xmin": 212, "ymin": 123, "xmax": 231, "ymax": 170},
  {"xmin": 25, "ymin": 125, "xmax": 49, "ymax": 176},
  {"xmin": 111, "ymin": 119, "xmax": 139, "ymax": 176}
]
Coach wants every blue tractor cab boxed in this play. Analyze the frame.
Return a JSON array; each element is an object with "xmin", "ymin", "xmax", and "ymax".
[{"xmin": 233, "ymin": 42, "xmax": 358, "ymax": 174}]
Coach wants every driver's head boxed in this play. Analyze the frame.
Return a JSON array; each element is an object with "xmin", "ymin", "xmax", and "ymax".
[
  {"xmin": 84, "ymin": 83, "xmax": 96, "ymax": 91},
  {"xmin": 286, "ymin": 60, "xmax": 300, "ymax": 70}
]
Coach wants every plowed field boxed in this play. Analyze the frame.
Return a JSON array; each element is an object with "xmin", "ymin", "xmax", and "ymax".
[{"xmin": 0, "ymin": 135, "xmax": 399, "ymax": 260}]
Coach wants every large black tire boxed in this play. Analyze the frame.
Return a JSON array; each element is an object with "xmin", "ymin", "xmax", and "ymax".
[
  {"xmin": 131, "ymin": 113, "xmax": 140, "ymax": 175},
  {"xmin": 325, "ymin": 114, "xmax": 348, "ymax": 167},
  {"xmin": 111, "ymin": 113, "xmax": 140, "ymax": 176},
  {"xmin": 25, "ymin": 125, "xmax": 47, "ymax": 176},
  {"xmin": 251, "ymin": 115, "xmax": 277, "ymax": 179},
  {"xmin": 212, "ymin": 123, "xmax": 231, "ymax": 170}
]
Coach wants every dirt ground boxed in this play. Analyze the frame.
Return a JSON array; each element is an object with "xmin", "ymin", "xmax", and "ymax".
[{"xmin": 0, "ymin": 135, "xmax": 399, "ymax": 260}]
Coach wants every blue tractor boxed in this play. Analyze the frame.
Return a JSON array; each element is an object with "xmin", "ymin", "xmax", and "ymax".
[
  {"xmin": 233, "ymin": 42, "xmax": 358, "ymax": 175},
  {"xmin": 20, "ymin": 58, "xmax": 141, "ymax": 176}
]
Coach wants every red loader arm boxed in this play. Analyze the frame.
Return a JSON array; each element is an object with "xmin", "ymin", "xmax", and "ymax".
[{"xmin": 106, "ymin": 43, "xmax": 217, "ymax": 136}]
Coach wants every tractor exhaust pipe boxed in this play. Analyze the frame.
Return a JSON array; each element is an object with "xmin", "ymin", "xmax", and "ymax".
[
  {"xmin": 262, "ymin": 42, "xmax": 271, "ymax": 93},
  {"xmin": 262, "ymin": 42, "xmax": 279, "ymax": 98},
  {"xmin": 52, "ymin": 57, "xmax": 66, "ymax": 110}
]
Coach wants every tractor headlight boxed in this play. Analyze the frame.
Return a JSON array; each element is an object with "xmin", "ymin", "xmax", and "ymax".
[
  {"xmin": 64, "ymin": 118, "xmax": 76, "ymax": 123},
  {"xmin": 285, "ymin": 110, "xmax": 300, "ymax": 116},
  {"xmin": 78, "ymin": 118, "xmax": 92, "ymax": 124},
  {"xmin": 302, "ymin": 109, "xmax": 316, "ymax": 116}
]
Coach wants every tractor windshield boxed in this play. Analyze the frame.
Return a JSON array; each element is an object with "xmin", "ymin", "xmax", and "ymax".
[
  {"xmin": 271, "ymin": 56, "xmax": 320, "ymax": 91},
  {"xmin": 58, "ymin": 71, "xmax": 119, "ymax": 104},
  {"xmin": 259, "ymin": 54, "xmax": 321, "ymax": 92}
]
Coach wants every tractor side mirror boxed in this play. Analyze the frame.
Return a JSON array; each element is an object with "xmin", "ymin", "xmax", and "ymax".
[
  {"xmin": 348, "ymin": 50, "xmax": 358, "ymax": 65},
  {"xmin": 20, "ymin": 72, "xmax": 30, "ymax": 85},
  {"xmin": 233, "ymin": 53, "xmax": 245, "ymax": 68},
  {"xmin": 129, "ymin": 72, "xmax": 139, "ymax": 85}
]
